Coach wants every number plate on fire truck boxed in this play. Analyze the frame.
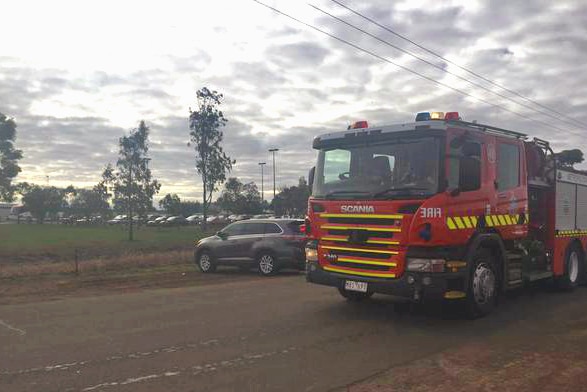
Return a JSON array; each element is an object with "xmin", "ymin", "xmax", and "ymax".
[{"xmin": 345, "ymin": 280, "xmax": 368, "ymax": 293}]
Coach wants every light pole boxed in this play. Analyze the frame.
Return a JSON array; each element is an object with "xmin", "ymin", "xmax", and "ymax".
[
  {"xmin": 268, "ymin": 148, "xmax": 279, "ymax": 215},
  {"xmin": 258, "ymin": 162, "xmax": 266, "ymax": 203}
]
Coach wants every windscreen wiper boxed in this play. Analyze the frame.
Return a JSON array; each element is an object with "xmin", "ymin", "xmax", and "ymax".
[
  {"xmin": 324, "ymin": 190, "xmax": 372, "ymax": 199},
  {"xmin": 371, "ymin": 187, "xmax": 429, "ymax": 198}
]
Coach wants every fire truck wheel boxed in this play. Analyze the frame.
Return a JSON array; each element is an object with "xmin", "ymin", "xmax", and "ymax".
[
  {"xmin": 197, "ymin": 251, "xmax": 217, "ymax": 273},
  {"xmin": 338, "ymin": 288, "xmax": 374, "ymax": 301},
  {"xmin": 466, "ymin": 249, "xmax": 497, "ymax": 318},
  {"xmin": 557, "ymin": 244, "xmax": 583, "ymax": 290}
]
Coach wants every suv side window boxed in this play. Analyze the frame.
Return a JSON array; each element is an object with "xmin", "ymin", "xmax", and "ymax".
[
  {"xmin": 241, "ymin": 223, "xmax": 265, "ymax": 235},
  {"xmin": 264, "ymin": 223, "xmax": 282, "ymax": 234},
  {"xmin": 497, "ymin": 143, "xmax": 520, "ymax": 191},
  {"xmin": 222, "ymin": 223, "xmax": 244, "ymax": 236}
]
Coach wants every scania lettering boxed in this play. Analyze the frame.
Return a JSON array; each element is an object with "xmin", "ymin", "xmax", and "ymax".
[
  {"xmin": 305, "ymin": 113, "xmax": 587, "ymax": 317},
  {"xmin": 340, "ymin": 205, "xmax": 375, "ymax": 213}
]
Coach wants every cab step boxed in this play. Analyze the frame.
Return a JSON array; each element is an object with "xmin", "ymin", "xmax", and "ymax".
[{"xmin": 526, "ymin": 270, "xmax": 553, "ymax": 282}]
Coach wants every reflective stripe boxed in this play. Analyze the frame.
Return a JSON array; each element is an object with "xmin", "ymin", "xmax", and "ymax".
[
  {"xmin": 323, "ymin": 265, "xmax": 396, "ymax": 278},
  {"xmin": 321, "ymin": 225, "xmax": 401, "ymax": 232},
  {"xmin": 321, "ymin": 237, "xmax": 399, "ymax": 245},
  {"xmin": 337, "ymin": 257, "xmax": 397, "ymax": 266},
  {"xmin": 492, "ymin": 216, "xmax": 500, "ymax": 226},
  {"xmin": 321, "ymin": 245, "xmax": 398, "ymax": 255},
  {"xmin": 320, "ymin": 213, "xmax": 403, "ymax": 219},
  {"xmin": 498, "ymin": 215, "xmax": 507, "ymax": 226},
  {"xmin": 504, "ymin": 215, "xmax": 512, "ymax": 225}
]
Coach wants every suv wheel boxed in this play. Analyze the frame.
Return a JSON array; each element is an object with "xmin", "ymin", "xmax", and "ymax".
[
  {"xmin": 257, "ymin": 252, "xmax": 277, "ymax": 276},
  {"xmin": 197, "ymin": 251, "xmax": 216, "ymax": 273}
]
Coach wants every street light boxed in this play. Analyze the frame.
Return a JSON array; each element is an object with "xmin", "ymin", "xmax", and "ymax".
[
  {"xmin": 268, "ymin": 148, "xmax": 279, "ymax": 202},
  {"xmin": 258, "ymin": 162, "xmax": 266, "ymax": 202}
]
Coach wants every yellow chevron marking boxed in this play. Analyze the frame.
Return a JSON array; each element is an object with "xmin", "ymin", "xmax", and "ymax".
[
  {"xmin": 504, "ymin": 215, "xmax": 512, "ymax": 225},
  {"xmin": 447, "ymin": 217, "xmax": 457, "ymax": 230},
  {"xmin": 498, "ymin": 215, "xmax": 507, "ymax": 225},
  {"xmin": 485, "ymin": 216, "xmax": 494, "ymax": 227},
  {"xmin": 511, "ymin": 215, "xmax": 519, "ymax": 224},
  {"xmin": 462, "ymin": 216, "xmax": 472, "ymax": 228},
  {"xmin": 492, "ymin": 216, "xmax": 500, "ymax": 226},
  {"xmin": 323, "ymin": 266, "xmax": 396, "ymax": 278},
  {"xmin": 454, "ymin": 217, "xmax": 465, "ymax": 229},
  {"xmin": 470, "ymin": 216, "xmax": 478, "ymax": 227}
]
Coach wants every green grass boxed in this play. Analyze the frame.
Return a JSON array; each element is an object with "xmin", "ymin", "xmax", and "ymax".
[{"xmin": 0, "ymin": 224, "xmax": 216, "ymax": 262}]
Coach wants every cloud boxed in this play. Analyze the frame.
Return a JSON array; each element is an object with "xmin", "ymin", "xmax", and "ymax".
[{"xmin": 2, "ymin": 0, "xmax": 587, "ymax": 201}]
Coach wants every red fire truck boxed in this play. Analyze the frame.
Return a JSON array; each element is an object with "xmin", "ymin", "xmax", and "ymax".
[{"xmin": 305, "ymin": 111, "xmax": 587, "ymax": 317}]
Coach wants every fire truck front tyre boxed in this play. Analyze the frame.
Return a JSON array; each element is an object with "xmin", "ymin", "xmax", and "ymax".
[
  {"xmin": 466, "ymin": 249, "xmax": 498, "ymax": 318},
  {"xmin": 338, "ymin": 288, "xmax": 374, "ymax": 302},
  {"xmin": 556, "ymin": 244, "xmax": 583, "ymax": 290}
]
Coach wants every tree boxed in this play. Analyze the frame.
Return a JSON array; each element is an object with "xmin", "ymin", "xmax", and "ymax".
[
  {"xmin": 159, "ymin": 193, "xmax": 182, "ymax": 215},
  {"xmin": 189, "ymin": 87, "xmax": 234, "ymax": 228},
  {"xmin": 272, "ymin": 177, "xmax": 310, "ymax": 217},
  {"xmin": 556, "ymin": 149, "xmax": 584, "ymax": 170},
  {"xmin": 21, "ymin": 185, "xmax": 67, "ymax": 223},
  {"xmin": 70, "ymin": 188, "xmax": 110, "ymax": 220},
  {"xmin": 102, "ymin": 121, "xmax": 160, "ymax": 240},
  {"xmin": 0, "ymin": 113, "xmax": 23, "ymax": 201},
  {"xmin": 217, "ymin": 177, "xmax": 263, "ymax": 214}
]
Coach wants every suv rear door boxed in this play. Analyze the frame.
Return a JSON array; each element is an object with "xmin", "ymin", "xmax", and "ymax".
[{"xmin": 228, "ymin": 222, "xmax": 265, "ymax": 261}]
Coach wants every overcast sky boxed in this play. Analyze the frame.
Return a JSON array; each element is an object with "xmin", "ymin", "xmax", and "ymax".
[{"xmin": 2, "ymin": 0, "xmax": 586, "ymax": 201}]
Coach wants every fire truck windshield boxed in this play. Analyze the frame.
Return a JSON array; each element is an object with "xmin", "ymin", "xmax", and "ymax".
[{"xmin": 312, "ymin": 137, "xmax": 441, "ymax": 199}]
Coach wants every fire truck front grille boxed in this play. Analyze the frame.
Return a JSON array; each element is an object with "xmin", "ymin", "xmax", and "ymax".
[
  {"xmin": 318, "ymin": 213, "xmax": 403, "ymax": 277},
  {"xmin": 330, "ymin": 260, "xmax": 393, "ymax": 271},
  {"xmin": 325, "ymin": 247, "xmax": 391, "ymax": 259}
]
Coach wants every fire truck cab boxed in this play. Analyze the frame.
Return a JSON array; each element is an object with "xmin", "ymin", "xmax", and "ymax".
[{"xmin": 305, "ymin": 112, "xmax": 587, "ymax": 317}]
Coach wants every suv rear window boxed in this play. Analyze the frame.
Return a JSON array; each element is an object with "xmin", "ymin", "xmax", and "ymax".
[
  {"xmin": 287, "ymin": 221, "xmax": 304, "ymax": 234},
  {"xmin": 264, "ymin": 223, "xmax": 282, "ymax": 234}
]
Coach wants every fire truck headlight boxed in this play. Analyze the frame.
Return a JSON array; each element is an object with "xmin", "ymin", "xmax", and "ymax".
[
  {"xmin": 406, "ymin": 258, "xmax": 445, "ymax": 273},
  {"xmin": 305, "ymin": 240, "xmax": 318, "ymax": 262}
]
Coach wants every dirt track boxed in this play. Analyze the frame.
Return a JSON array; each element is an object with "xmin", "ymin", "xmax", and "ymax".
[{"xmin": 1, "ymin": 270, "xmax": 587, "ymax": 392}]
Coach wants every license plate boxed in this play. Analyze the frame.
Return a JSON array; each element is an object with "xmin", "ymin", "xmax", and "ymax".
[{"xmin": 345, "ymin": 280, "xmax": 368, "ymax": 293}]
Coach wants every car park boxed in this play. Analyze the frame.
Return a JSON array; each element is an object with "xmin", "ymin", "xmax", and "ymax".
[
  {"xmin": 163, "ymin": 216, "xmax": 188, "ymax": 226},
  {"xmin": 147, "ymin": 216, "xmax": 168, "ymax": 226},
  {"xmin": 107, "ymin": 215, "xmax": 127, "ymax": 225},
  {"xmin": 186, "ymin": 214, "xmax": 203, "ymax": 225},
  {"xmin": 194, "ymin": 219, "xmax": 306, "ymax": 276}
]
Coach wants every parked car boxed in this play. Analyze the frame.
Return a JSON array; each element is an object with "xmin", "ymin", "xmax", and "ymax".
[
  {"xmin": 163, "ymin": 216, "xmax": 188, "ymax": 226},
  {"xmin": 186, "ymin": 214, "xmax": 203, "ymax": 225},
  {"xmin": 194, "ymin": 219, "xmax": 306, "ymax": 276},
  {"xmin": 147, "ymin": 216, "xmax": 168, "ymax": 226},
  {"xmin": 107, "ymin": 215, "xmax": 127, "ymax": 225}
]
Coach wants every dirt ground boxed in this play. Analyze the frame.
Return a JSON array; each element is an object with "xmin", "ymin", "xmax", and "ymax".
[{"xmin": 350, "ymin": 292, "xmax": 587, "ymax": 392}]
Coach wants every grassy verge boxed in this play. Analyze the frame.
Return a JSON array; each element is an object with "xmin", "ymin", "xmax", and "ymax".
[{"xmin": 0, "ymin": 224, "xmax": 219, "ymax": 263}]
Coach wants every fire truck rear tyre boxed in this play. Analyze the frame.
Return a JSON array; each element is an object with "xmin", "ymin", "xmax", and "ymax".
[
  {"xmin": 556, "ymin": 244, "xmax": 583, "ymax": 290},
  {"xmin": 338, "ymin": 288, "xmax": 374, "ymax": 302},
  {"xmin": 465, "ymin": 249, "xmax": 498, "ymax": 318}
]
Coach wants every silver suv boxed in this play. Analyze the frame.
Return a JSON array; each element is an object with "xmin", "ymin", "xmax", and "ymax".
[{"xmin": 195, "ymin": 219, "xmax": 306, "ymax": 276}]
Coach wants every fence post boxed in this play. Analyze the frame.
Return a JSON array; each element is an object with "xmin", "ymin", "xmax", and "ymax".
[{"xmin": 74, "ymin": 248, "xmax": 79, "ymax": 276}]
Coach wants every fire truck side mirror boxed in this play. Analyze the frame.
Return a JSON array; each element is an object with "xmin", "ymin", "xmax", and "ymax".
[{"xmin": 308, "ymin": 166, "xmax": 315, "ymax": 189}]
